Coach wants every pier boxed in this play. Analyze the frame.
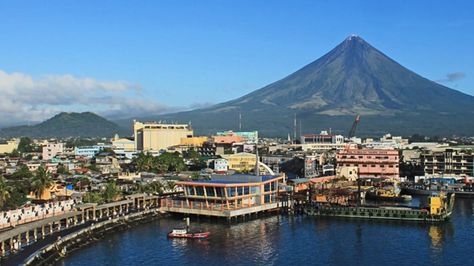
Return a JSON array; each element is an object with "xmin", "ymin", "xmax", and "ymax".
[
  {"xmin": 160, "ymin": 198, "xmax": 280, "ymax": 218},
  {"xmin": 0, "ymin": 194, "xmax": 161, "ymax": 264}
]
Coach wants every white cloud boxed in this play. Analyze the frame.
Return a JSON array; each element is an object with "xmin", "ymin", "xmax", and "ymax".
[{"xmin": 0, "ymin": 70, "xmax": 173, "ymax": 126}]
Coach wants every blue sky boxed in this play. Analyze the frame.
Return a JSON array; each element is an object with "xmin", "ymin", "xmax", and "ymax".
[{"xmin": 0, "ymin": 0, "xmax": 473, "ymax": 125}]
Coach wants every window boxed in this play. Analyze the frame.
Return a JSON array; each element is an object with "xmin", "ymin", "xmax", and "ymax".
[
  {"xmin": 206, "ymin": 187, "xmax": 215, "ymax": 197},
  {"xmin": 195, "ymin": 186, "xmax": 204, "ymax": 196}
]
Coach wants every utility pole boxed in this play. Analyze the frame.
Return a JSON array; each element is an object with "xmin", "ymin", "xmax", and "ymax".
[
  {"xmin": 293, "ymin": 114, "xmax": 297, "ymax": 144},
  {"xmin": 239, "ymin": 112, "xmax": 242, "ymax": 131},
  {"xmin": 299, "ymin": 120, "xmax": 302, "ymax": 140}
]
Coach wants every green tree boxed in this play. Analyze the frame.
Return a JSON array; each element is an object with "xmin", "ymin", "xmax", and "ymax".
[
  {"xmin": 0, "ymin": 176, "xmax": 11, "ymax": 210},
  {"xmin": 83, "ymin": 191, "xmax": 104, "ymax": 204},
  {"xmin": 74, "ymin": 176, "xmax": 90, "ymax": 191},
  {"xmin": 103, "ymin": 181, "xmax": 121, "ymax": 202},
  {"xmin": 133, "ymin": 153, "xmax": 155, "ymax": 172},
  {"xmin": 146, "ymin": 181, "xmax": 164, "ymax": 194},
  {"xmin": 57, "ymin": 165, "xmax": 69, "ymax": 175},
  {"xmin": 10, "ymin": 165, "xmax": 33, "ymax": 180},
  {"xmin": 86, "ymin": 164, "xmax": 99, "ymax": 172},
  {"xmin": 164, "ymin": 180, "xmax": 176, "ymax": 192},
  {"xmin": 8, "ymin": 149, "xmax": 21, "ymax": 157},
  {"xmin": 156, "ymin": 152, "xmax": 186, "ymax": 172},
  {"xmin": 191, "ymin": 172, "xmax": 200, "ymax": 180},
  {"xmin": 17, "ymin": 137, "xmax": 35, "ymax": 153},
  {"xmin": 31, "ymin": 166, "xmax": 53, "ymax": 199}
]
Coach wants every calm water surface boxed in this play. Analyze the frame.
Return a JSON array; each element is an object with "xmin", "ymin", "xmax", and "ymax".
[{"xmin": 60, "ymin": 198, "xmax": 473, "ymax": 266}]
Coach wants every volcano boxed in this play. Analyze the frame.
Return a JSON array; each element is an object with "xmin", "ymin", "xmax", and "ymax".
[{"xmin": 142, "ymin": 36, "xmax": 474, "ymax": 136}]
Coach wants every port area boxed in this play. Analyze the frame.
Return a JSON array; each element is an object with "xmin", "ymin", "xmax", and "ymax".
[{"xmin": 304, "ymin": 204, "xmax": 449, "ymax": 223}]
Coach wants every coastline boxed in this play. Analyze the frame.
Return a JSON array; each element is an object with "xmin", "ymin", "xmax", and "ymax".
[{"xmin": 22, "ymin": 209, "xmax": 163, "ymax": 266}]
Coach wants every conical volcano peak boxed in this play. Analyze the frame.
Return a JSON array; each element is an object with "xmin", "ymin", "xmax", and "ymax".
[
  {"xmin": 339, "ymin": 35, "xmax": 372, "ymax": 50},
  {"xmin": 346, "ymin": 34, "xmax": 361, "ymax": 41},
  {"xmin": 163, "ymin": 35, "xmax": 474, "ymax": 136}
]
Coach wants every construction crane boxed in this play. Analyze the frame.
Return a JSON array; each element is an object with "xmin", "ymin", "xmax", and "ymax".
[{"xmin": 348, "ymin": 115, "xmax": 361, "ymax": 138}]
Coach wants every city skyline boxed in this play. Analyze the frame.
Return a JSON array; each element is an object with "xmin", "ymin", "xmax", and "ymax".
[{"xmin": 0, "ymin": 1, "xmax": 473, "ymax": 125}]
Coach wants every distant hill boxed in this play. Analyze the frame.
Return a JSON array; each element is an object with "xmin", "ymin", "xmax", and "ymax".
[
  {"xmin": 0, "ymin": 112, "xmax": 129, "ymax": 138},
  {"xmin": 141, "ymin": 35, "xmax": 474, "ymax": 137}
]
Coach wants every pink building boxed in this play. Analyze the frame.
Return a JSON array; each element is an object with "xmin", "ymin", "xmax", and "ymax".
[
  {"xmin": 336, "ymin": 148, "xmax": 399, "ymax": 179},
  {"xmin": 42, "ymin": 142, "xmax": 64, "ymax": 161}
]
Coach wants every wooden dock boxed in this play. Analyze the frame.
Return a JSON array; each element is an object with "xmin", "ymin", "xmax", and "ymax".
[{"xmin": 159, "ymin": 199, "xmax": 280, "ymax": 218}]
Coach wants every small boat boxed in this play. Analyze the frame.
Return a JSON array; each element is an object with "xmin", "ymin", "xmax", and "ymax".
[
  {"xmin": 168, "ymin": 217, "xmax": 210, "ymax": 239},
  {"xmin": 168, "ymin": 229, "xmax": 210, "ymax": 239}
]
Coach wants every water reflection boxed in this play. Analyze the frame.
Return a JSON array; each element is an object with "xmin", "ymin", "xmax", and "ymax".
[
  {"xmin": 428, "ymin": 226, "xmax": 443, "ymax": 248},
  {"xmin": 61, "ymin": 199, "xmax": 473, "ymax": 266}
]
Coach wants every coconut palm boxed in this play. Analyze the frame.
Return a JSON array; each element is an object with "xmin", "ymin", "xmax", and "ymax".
[
  {"xmin": 165, "ymin": 181, "xmax": 177, "ymax": 192},
  {"xmin": 31, "ymin": 166, "xmax": 53, "ymax": 199},
  {"xmin": 134, "ymin": 153, "xmax": 155, "ymax": 172},
  {"xmin": 0, "ymin": 176, "xmax": 11, "ymax": 209},
  {"xmin": 149, "ymin": 181, "xmax": 165, "ymax": 194}
]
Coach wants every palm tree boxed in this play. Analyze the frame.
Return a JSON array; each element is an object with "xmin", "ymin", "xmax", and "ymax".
[
  {"xmin": 31, "ymin": 166, "xmax": 53, "ymax": 199},
  {"xmin": 134, "ymin": 153, "xmax": 155, "ymax": 172},
  {"xmin": 0, "ymin": 176, "xmax": 11, "ymax": 210},
  {"xmin": 148, "ymin": 181, "xmax": 164, "ymax": 194},
  {"xmin": 165, "ymin": 181, "xmax": 176, "ymax": 192}
]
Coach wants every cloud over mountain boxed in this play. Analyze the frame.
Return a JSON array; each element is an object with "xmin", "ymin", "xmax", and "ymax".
[
  {"xmin": 0, "ymin": 70, "xmax": 171, "ymax": 126},
  {"xmin": 436, "ymin": 72, "xmax": 466, "ymax": 83}
]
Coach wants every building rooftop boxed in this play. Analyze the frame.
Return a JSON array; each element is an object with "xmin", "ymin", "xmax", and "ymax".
[{"xmin": 178, "ymin": 174, "xmax": 281, "ymax": 185}]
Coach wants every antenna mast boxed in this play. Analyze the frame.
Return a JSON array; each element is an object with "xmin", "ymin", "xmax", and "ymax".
[{"xmin": 293, "ymin": 114, "xmax": 297, "ymax": 144}]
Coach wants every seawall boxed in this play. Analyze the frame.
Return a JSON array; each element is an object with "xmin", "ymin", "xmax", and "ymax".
[{"xmin": 22, "ymin": 209, "xmax": 163, "ymax": 266}]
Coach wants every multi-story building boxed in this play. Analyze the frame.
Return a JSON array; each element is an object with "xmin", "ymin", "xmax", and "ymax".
[
  {"xmin": 0, "ymin": 139, "xmax": 19, "ymax": 154},
  {"xmin": 214, "ymin": 158, "xmax": 228, "ymax": 174},
  {"xmin": 421, "ymin": 149, "xmax": 474, "ymax": 177},
  {"xmin": 74, "ymin": 146, "xmax": 102, "ymax": 158},
  {"xmin": 336, "ymin": 148, "xmax": 399, "ymax": 179},
  {"xmin": 42, "ymin": 142, "xmax": 64, "ymax": 161},
  {"xmin": 216, "ymin": 131, "xmax": 258, "ymax": 144},
  {"xmin": 300, "ymin": 131, "xmax": 345, "ymax": 151},
  {"xmin": 364, "ymin": 134, "xmax": 409, "ymax": 149},
  {"xmin": 133, "ymin": 120, "xmax": 193, "ymax": 152},
  {"xmin": 176, "ymin": 174, "xmax": 284, "ymax": 209}
]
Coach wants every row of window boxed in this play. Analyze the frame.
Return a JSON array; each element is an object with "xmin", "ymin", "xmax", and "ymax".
[
  {"xmin": 343, "ymin": 164, "xmax": 395, "ymax": 168},
  {"xmin": 340, "ymin": 155, "xmax": 396, "ymax": 160},
  {"xmin": 185, "ymin": 182, "xmax": 279, "ymax": 197}
]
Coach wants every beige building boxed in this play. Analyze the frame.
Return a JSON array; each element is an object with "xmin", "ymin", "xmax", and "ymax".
[
  {"xmin": 0, "ymin": 139, "xmax": 20, "ymax": 154},
  {"xmin": 133, "ymin": 120, "xmax": 193, "ymax": 152},
  {"xmin": 180, "ymin": 136, "xmax": 208, "ymax": 147},
  {"xmin": 221, "ymin": 152, "xmax": 257, "ymax": 172},
  {"xmin": 112, "ymin": 137, "xmax": 136, "ymax": 152},
  {"xmin": 336, "ymin": 166, "xmax": 359, "ymax": 181}
]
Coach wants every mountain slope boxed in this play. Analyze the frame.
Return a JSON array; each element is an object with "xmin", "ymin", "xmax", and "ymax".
[
  {"xmin": 151, "ymin": 36, "xmax": 474, "ymax": 137},
  {"xmin": 0, "ymin": 112, "xmax": 128, "ymax": 138}
]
